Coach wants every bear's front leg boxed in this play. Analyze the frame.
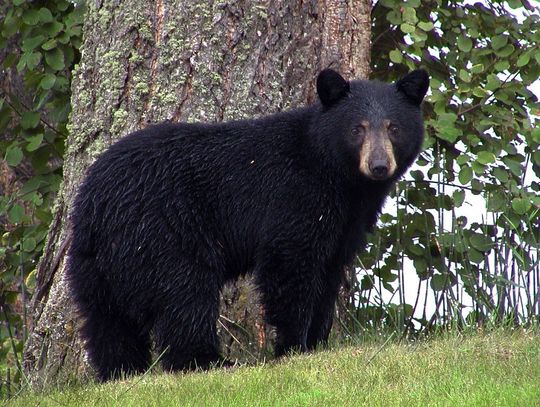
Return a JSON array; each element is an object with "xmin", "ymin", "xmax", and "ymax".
[
  {"xmin": 255, "ymin": 252, "xmax": 319, "ymax": 357},
  {"xmin": 306, "ymin": 270, "xmax": 343, "ymax": 350}
]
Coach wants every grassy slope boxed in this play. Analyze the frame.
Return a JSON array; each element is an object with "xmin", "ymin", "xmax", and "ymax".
[{"xmin": 10, "ymin": 331, "xmax": 540, "ymax": 406}]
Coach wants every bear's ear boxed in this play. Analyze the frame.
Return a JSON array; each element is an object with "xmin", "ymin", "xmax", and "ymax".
[
  {"xmin": 396, "ymin": 69, "xmax": 429, "ymax": 106},
  {"xmin": 317, "ymin": 69, "xmax": 350, "ymax": 107}
]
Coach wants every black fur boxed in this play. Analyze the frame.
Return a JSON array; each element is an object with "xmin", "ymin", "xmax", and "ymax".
[
  {"xmin": 396, "ymin": 69, "xmax": 429, "ymax": 106},
  {"xmin": 67, "ymin": 69, "xmax": 429, "ymax": 381},
  {"xmin": 317, "ymin": 68, "xmax": 350, "ymax": 107}
]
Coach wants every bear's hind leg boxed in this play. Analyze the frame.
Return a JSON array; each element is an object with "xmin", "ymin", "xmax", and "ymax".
[
  {"xmin": 153, "ymin": 272, "xmax": 222, "ymax": 372},
  {"xmin": 80, "ymin": 307, "xmax": 151, "ymax": 382}
]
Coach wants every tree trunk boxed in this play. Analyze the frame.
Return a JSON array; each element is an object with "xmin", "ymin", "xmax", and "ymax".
[{"xmin": 23, "ymin": 0, "xmax": 371, "ymax": 388}]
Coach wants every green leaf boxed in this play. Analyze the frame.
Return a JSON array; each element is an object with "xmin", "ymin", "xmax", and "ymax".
[
  {"xmin": 21, "ymin": 111, "xmax": 40, "ymax": 129},
  {"xmin": 22, "ymin": 35, "xmax": 46, "ymax": 52},
  {"xmin": 495, "ymin": 44, "xmax": 515, "ymax": 58},
  {"xmin": 468, "ymin": 248, "xmax": 485, "ymax": 264},
  {"xmin": 485, "ymin": 75, "xmax": 501, "ymax": 91},
  {"xmin": 435, "ymin": 112, "xmax": 460, "ymax": 142},
  {"xmin": 32, "ymin": 192, "xmax": 43, "ymax": 206},
  {"xmin": 3, "ymin": 53, "xmax": 17, "ymax": 68},
  {"xmin": 453, "ymin": 190, "xmax": 465, "ymax": 207},
  {"xmin": 20, "ymin": 177, "xmax": 44, "ymax": 195},
  {"xmin": 459, "ymin": 69, "xmax": 471, "ymax": 83},
  {"xmin": 56, "ymin": 0, "xmax": 70, "ymax": 11},
  {"xmin": 8, "ymin": 204, "xmax": 24, "ymax": 224},
  {"xmin": 492, "ymin": 167, "xmax": 509, "ymax": 183},
  {"xmin": 476, "ymin": 151, "xmax": 496, "ymax": 165},
  {"xmin": 22, "ymin": 9, "xmax": 40, "ymax": 26},
  {"xmin": 468, "ymin": 23, "xmax": 484, "ymax": 37},
  {"xmin": 410, "ymin": 170, "xmax": 424, "ymax": 181},
  {"xmin": 439, "ymin": 112, "xmax": 457, "ymax": 125},
  {"xmin": 22, "ymin": 238, "xmax": 37, "ymax": 252},
  {"xmin": 472, "ymin": 161, "xmax": 485, "ymax": 175},
  {"xmin": 531, "ymin": 127, "xmax": 540, "ymax": 144},
  {"xmin": 491, "ymin": 34, "xmax": 507, "ymax": 50},
  {"xmin": 38, "ymin": 7, "xmax": 53, "ymax": 23},
  {"xmin": 437, "ymin": 126, "xmax": 461, "ymax": 143},
  {"xmin": 36, "ymin": 89, "xmax": 51, "ymax": 109},
  {"xmin": 40, "ymin": 73, "xmax": 56, "ymax": 90},
  {"xmin": 533, "ymin": 151, "xmax": 540, "ymax": 166},
  {"xmin": 26, "ymin": 134, "xmax": 43, "ymax": 152},
  {"xmin": 5, "ymin": 145, "xmax": 23, "ymax": 167},
  {"xmin": 457, "ymin": 36, "xmax": 472, "ymax": 52},
  {"xmin": 417, "ymin": 21, "xmax": 433, "ymax": 31},
  {"xmin": 402, "ymin": 303, "xmax": 414, "ymax": 318},
  {"xmin": 503, "ymin": 156, "xmax": 522, "ymax": 177},
  {"xmin": 469, "ymin": 233, "xmax": 494, "ymax": 252},
  {"xmin": 507, "ymin": 0, "xmax": 522, "ymax": 8},
  {"xmin": 386, "ymin": 10, "xmax": 401, "ymax": 25},
  {"xmin": 471, "ymin": 179, "xmax": 484, "ymax": 194},
  {"xmin": 376, "ymin": 265, "xmax": 398, "ymax": 283},
  {"xmin": 44, "ymin": 48, "xmax": 65, "ymax": 71},
  {"xmin": 16, "ymin": 54, "xmax": 27, "ymax": 72},
  {"xmin": 42, "ymin": 21, "xmax": 64, "ymax": 37},
  {"xmin": 20, "ymin": 52, "xmax": 42, "ymax": 71},
  {"xmin": 458, "ymin": 165, "xmax": 473, "ymax": 185},
  {"xmin": 517, "ymin": 52, "xmax": 531, "ymax": 67},
  {"xmin": 456, "ymin": 154, "xmax": 469, "ymax": 165},
  {"xmin": 360, "ymin": 276, "xmax": 373, "ymax": 290},
  {"xmin": 472, "ymin": 87, "xmax": 489, "ymax": 97},
  {"xmin": 494, "ymin": 60, "xmax": 510, "ymax": 72},
  {"xmin": 487, "ymin": 191, "xmax": 506, "ymax": 212},
  {"xmin": 471, "ymin": 64, "xmax": 484, "ymax": 74},
  {"xmin": 41, "ymin": 39, "xmax": 57, "ymax": 51},
  {"xmin": 511, "ymin": 198, "xmax": 531, "ymax": 215},
  {"xmin": 400, "ymin": 23, "xmax": 415, "ymax": 34},
  {"xmin": 57, "ymin": 32, "xmax": 71, "ymax": 44},
  {"xmin": 431, "ymin": 274, "xmax": 450, "ymax": 291},
  {"xmin": 1, "ymin": 14, "xmax": 19, "ymax": 37},
  {"xmin": 407, "ymin": 243, "xmax": 424, "ymax": 257},
  {"xmin": 389, "ymin": 49, "xmax": 403, "ymax": 63},
  {"xmin": 13, "ymin": 0, "xmax": 25, "ymax": 5},
  {"xmin": 402, "ymin": 7, "xmax": 417, "ymax": 24}
]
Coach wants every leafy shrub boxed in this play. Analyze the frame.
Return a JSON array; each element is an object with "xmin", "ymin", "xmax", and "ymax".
[{"xmin": 0, "ymin": 0, "xmax": 83, "ymax": 393}]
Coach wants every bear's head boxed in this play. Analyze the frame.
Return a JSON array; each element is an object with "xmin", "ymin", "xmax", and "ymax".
[{"xmin": 314, "ymin": 68, "xmax": 429, "ymax": 183}]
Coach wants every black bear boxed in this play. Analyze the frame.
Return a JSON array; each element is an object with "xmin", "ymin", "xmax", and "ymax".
[{"xmin": 67, "ymin": 68, "xmax": 429, "ymax": 382}]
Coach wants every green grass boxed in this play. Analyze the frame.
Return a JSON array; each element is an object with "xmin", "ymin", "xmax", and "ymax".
[{"xmin": 8, "ymin": 331, "xmax": 540, "ymax": 406}]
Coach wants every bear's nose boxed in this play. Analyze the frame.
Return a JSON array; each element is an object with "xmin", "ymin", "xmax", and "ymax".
[{"xmin": 370, "ymin": 160, "xmax": 388, "ymax": 179}]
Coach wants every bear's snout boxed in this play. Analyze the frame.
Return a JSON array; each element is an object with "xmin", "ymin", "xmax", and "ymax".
[
  {"xmin": 369, "ymin": 159, "xmax": 389, "ymax": 180},
  {"xmin": 358, "ymin": 130, "xmax": 397, "ymax": 181}
]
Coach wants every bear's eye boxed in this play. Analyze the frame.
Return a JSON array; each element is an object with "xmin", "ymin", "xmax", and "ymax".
[
  {"xmin": 388, "ymin": 124, "xmax": 399, "ymax": 138},
  {"xmin": 351, "ymin": 125, "xmax": 365, "ymax": 138}
]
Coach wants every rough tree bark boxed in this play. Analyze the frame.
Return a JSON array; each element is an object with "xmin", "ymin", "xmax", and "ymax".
[{"xmin": 23, "ymin": 0, "xmax": 371, "ymax": 388}]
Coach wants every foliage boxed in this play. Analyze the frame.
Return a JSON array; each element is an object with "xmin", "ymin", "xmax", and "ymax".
[
  {"xmin": 0, "ymin": 0, "xmax": 83, "ymax": 392},
  {"xmin": 349, "ymin": 0, "xmax": 540, "ymax": 333},
  {"xmin": 8, "ymin": 331, "xmax": 540, "ymax": 405}
]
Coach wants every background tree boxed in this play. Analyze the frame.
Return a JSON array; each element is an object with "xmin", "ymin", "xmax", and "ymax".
[{"xmin": 21, "ymin": 0, "xmax": 372, "ymax": 388}]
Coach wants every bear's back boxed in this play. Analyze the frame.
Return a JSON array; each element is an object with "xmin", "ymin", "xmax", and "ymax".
[{"xmin": 69, "ymin": 108, "xmax": 342, "ymax": 273}]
